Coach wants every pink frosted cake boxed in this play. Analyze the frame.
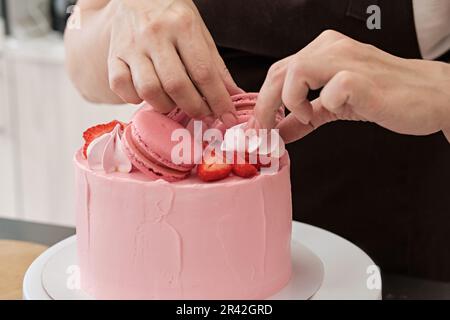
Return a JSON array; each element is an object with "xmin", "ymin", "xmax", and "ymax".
[{"xmin": 74, "ymin": 93, "xmax": 292, "ymax": 299}]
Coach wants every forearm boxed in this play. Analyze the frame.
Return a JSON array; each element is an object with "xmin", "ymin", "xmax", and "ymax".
[{"xmin": 64, "ymin": 2, "xmax": 122, "ymax": 104}]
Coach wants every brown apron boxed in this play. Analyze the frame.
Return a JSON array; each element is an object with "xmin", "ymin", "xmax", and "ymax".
[{"xmin": 194, "ymin": 0, "xmax": 450, "ymax": 281}]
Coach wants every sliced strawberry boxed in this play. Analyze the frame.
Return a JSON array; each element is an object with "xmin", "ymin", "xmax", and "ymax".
[
  {"xmin": 232, "ymin": 163, "xmax": 258, "ymax": 178},
  {"xmin": 197, "ymin": 155, "xmax": 233, "ymax": 182},
  {"xmin": 82, "ymin": 120, "xmax": 125, "ymax": 158},
  {"xmin": 233, "ymin": 152, "xmax": 271, "ymax": 171}
]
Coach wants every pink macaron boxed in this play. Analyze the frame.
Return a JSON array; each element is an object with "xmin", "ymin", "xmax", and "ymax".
[
  {"xmin": 232, "ymin": 92, "xmax": 285, "ymax": 118},
  {"xmin": 122, "ymin": 108, "xmax": 195, "ymax": 182},
  {"xmin": 213, "ymin": 93, "xmax": 285, "ymax": 133}
]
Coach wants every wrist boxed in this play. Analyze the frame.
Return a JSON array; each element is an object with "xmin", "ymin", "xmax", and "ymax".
[
  {"xmin": 433, "ymin": 62, "xmax": 450, "ymax": 133},
  {"xmin": 441, "ymin": 85, "xmax": 450, "ymax": 136},
  {"xmin": 440, "ymin": 81, "xmax": 450, "ymax": 142}
]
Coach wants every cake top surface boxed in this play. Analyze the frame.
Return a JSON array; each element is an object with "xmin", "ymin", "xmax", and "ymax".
[
  {"xmin": 79, "ymin": 93, "xmax": 287, "ymax": 184},
  {"xmin": 75, "ymin": 150, "xmax": 289, "ymax": 188}
]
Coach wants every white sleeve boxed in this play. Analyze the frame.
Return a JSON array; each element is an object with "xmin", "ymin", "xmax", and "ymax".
[{"xmin": 413, "ymin": 0, "xmax": 450, "ymax": 60}]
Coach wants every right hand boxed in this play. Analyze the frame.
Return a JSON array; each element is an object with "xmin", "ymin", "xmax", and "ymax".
[
  {"xmin": 251, "ymin": 30, "xmax": 450, "ymax": 143},
  {"xmin": 107, "ymin": 0, "xmax": 242, "ymax": 126}
]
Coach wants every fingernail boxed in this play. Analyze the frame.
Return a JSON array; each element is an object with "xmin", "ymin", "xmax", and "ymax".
[
  {"xmin": 295, "ymin": 101, "xmax": 313, "ymax": 125},
  {"xmin": 297, "ymin": 113, "xmax": 310, "ymax": 125},
  {"xmin": 246, "ymin": 117, "xmax": 256, "ymax": 130},
  {"xmin": 221, "ymin": 112, "xmax": 238, "ymax": 128},
  {"xmin": 246, "ymin": 116, "xmax": 262, "ymax": 130}
]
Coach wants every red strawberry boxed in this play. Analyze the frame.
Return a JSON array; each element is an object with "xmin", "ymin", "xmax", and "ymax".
[
  {"xmin": 234, "ymin": 151, "xmax": 271, "ymax": 171},
  {"xmin": 232, "ymin": 163, "xmax": 258, "ymax": 178},
  {"xmin": 197, "ymin": 155, "xmax": 233, "ymax": 182},
  {"xmin": 82, "ymin": 120, "xmax": 125, "ymax": 158}
]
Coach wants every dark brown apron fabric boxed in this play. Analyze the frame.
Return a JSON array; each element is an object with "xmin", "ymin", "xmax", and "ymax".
[{"xmin": 194, "ymin": 0, "xmax": 450, "ymax": 281}]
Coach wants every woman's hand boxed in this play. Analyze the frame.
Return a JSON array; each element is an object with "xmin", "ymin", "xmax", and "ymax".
[
  {"xmin": 252, "ymin": 30, "xmax": 450, "ymax": 143},
  {"xmin": 66, "ymin": 0, "xmax": 242, "ymax": 126}
]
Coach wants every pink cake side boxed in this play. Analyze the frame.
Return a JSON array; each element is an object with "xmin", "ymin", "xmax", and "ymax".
[{"xmin": 74, "ymin": 151, "xmax": 292, "ymax": 300}]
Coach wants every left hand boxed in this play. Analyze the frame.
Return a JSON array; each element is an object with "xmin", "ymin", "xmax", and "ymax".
[{"xmin": 251, "ymin": 30, "xmax": 450, "ymax": 143}]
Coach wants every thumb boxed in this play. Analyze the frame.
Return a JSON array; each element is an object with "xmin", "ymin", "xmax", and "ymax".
[
  {"xmin": 444, "ymin": 128, "xmax": 450, "ymax": 143},
  {"xmin": 276, "ymin": 99, "xmax": 335, "ymax": 143}
]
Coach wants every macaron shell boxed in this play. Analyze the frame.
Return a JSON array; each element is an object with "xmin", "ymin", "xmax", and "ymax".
[
  {"xmin": 122, "ymin": 125, "xmax": 190, "ymax": 182},
  {"xmin": 132, "ymin": 109, "xmax": 195, "ymax": 171},
  {"xmin": 232, "ymin": 92, "xmax": 259, "ymax": 108},
  {"xmin": 213, "ymin": 93, "xmax": 285, "ymax": 132},
  {"xmin": 232, "ymin": 92, "xmax": 285, "ymax": 118},
  {"xmin": 131, "ymin": 125, "xmax": 193, "ymax": 172},
  {"xmin": 232, "ymin": 92, "xmax": 284, "ymax": 117}
]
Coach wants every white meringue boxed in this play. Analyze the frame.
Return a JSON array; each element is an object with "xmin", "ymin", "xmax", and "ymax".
[
  {"xmin": 87, "ymin": 124, "xmax": 132, "ymax": 173},
  {"xmin": 220, "ymin": 123, "xmax": 286, "ymax": 159}
]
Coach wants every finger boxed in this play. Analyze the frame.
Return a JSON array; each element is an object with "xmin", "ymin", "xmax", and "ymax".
[
  {"xmin": 213, "ymin": 55, "xmax": 245, "ymax": 96},
  {"xmin": 192, "ymin": 4, "xmax": 245, "ymax": 95},
  {"xmin": 281, "ymin": 64, "xmax": 314, "ymax": 125},
  {"xmin": 176, "ymin": 28, "xmax": 238, "ymax": 127},
  {"xmin": 320, "ymin": 70, "xmax": 381, "ymax": 121},
  {"xmin": 148, "ymin": 41, "xmax": 212, "ymax": 120},
  {"xmin": 305, "ymin": 30, "xmax": 348, "ymax": 52},
  {"xmin": 201, "ymin": 24, "xmax": 244, "ymax": 95},
  {"xmin": 253, "ymin": 31, "xmax": 347, "ymax": 129},
  {"xmin": 253, "ymin": 57, "xmax": 292, "ymax": 129},
  {"xmin": 126, "ymin": 54, "xmax": 176, "ymax": 114},
  {"xmin": 108, "ymin": 57, "xmax": 142, "ymax": 104},
  {"xmin": 276, "ymin": 99, "xmax": 335, "ymax": 143},
  {"xmin": 282, "ymin": 55, "xmax": 344, "ymax": 125}
]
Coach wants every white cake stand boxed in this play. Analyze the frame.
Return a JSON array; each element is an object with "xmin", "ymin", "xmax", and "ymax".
[{"xmin": 23, "ymin": 221, "xmax": 382, "ymax": 300}]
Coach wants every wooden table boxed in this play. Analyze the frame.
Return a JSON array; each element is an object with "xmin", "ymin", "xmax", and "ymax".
[{"xmin": 0, "ymin": 240, "xmax": 48, "ymax": 300}]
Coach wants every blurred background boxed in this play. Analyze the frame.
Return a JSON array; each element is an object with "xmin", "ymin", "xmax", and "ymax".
[{"xmin": 0, "ymin": 0, "xmax": 138, "ymax": 227}]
